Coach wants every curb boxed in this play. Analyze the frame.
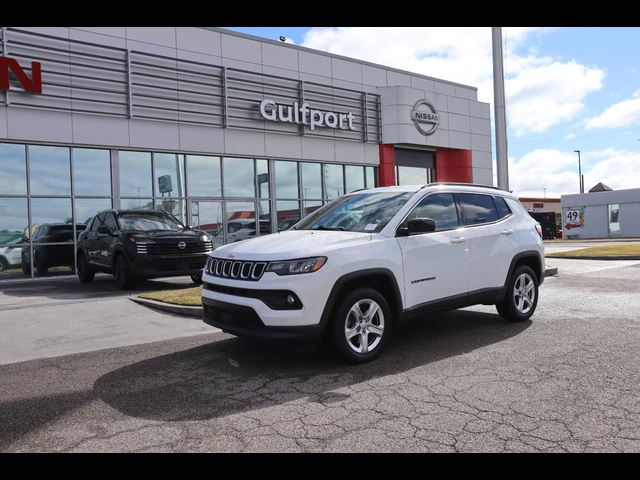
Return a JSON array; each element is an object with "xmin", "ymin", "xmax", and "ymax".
[
  {"xmin": 545, "ymin": 267, "xmax": 559, "ymax": 277},
  {"xmin": 546, "ymin": 256, "xmax": 640, "ymax": 261},
  {"xmin": 130, "ymin": 297, "xmax": 203, "ymax": 318}
]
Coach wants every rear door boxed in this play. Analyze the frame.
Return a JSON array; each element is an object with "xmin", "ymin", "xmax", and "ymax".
[
  {"xmin": 397, "ymin": 192, "xmax": 471, "ymax": 310},
  {"xmin": 458, "ymin": 193, "xmax": 515, "ymax": 293}
]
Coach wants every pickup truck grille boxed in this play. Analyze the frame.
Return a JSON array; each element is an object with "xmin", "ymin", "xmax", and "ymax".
[
  {"xmin": 205, "ymin": 258, "xmax": 267, "ymax": 282},
  {"xmin": 137, "ymin": 241, "xmax": 213, "ymax": 255}
]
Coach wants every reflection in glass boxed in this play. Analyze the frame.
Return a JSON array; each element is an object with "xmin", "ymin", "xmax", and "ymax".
[
  {"xmin": 187, "ymin": 155, "xmax": 221, "ymax": 198},
  {"xmin": 259, "ymin": 201, "xmax": 272, "ymax": 236},
  {"xmin": 226, "ymin": 201, "xmax": 257, "ymax": 244},
  {"xmin": 120, "ymin": 151, "xmax": 152, "ymax": 198},
  {"xmin": 609, "ymin": 204, "xmax": 621, "ymax": 236},
  {"xmin": 257, "ymin": 160, "xmax": 270, "ymax": 200},
  {"xmin": 155, "ymin": 153, "xmax": 186, "ymax": 198},
  {"xmin": 346, "ymin": 165, "xmax": 365, "ymax": 194},
  {"xmin": 275, "ymin": 161, "xmax": 299, "ymax": 199},
  {"xmin": 0, "ymin": 239, "xmax": 30, "ymax": 279},
  {"xmin": 73, "ymin": 149, "xmax": 112, "ymax": 197},
  {"xmin": 366, "ymin": 167, "xmax": 376, "ymax": 189},
  {"xmin": 301, "ymin": 163, "xmax": 322, "ymax": 200},
  {"xmin": 191, "ymin": 201, "xmax": 224, "ymax": 248},
  {"xmin": 0, "ymin": 198, "xmax": 29, "ymax": 241},
  {"xmin": 157, "ymin": 198, "xmax": 187, "ymax": 225},
  {"xmin": 224, "ymin": 158, "xmax": 255, "ymax": 198},
  {"xmin": 303, "ymin": 201, "xmax": 324, "ymax": 220},
  {"xmin": 0, "ymin": 143, "xmax": 27, "ymax": 196},
  {"xmin": 277, "ymin": 201, "xmax": 300, "ymax": 232},
  {"xmin": 121, "ymin": 198, "xmax": 154, "ymax": 210},
  {"xmin": 29, "ymin": 145, "xmax": 71, "ymax": 196},
  {"xmin": 30, "ymin": 198, "xmax": 73, "ymax": 230},
  {"xmin": 397, "ymin": 166, "xmax": 429, "ymax": 187},
  {"xmin": 324, "ymin": 164, "xmax": 344, "ymax": 200},
  {"xmin": 75, "ymin": 198, "xmax": 113, "ymax": 227},
  {"xmin": 29, "ymin": 243, "xmax": 76, "ymax": 278}
]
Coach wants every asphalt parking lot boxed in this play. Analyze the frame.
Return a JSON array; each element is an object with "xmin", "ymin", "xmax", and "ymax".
[{"xmin": 1, "ymin": 259, "xmax": 640, "ymax": 453}]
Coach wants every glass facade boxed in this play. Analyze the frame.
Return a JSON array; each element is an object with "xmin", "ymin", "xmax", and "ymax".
[{"xmin": 0, "ymin": 141, "xmax": 378, "ymax": 281}]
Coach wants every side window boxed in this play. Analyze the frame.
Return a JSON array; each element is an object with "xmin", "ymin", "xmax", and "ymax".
[
  {"xmin": 494, "ymin": 197, "xmax": 512, "ymax": 219},
  {"xmin": 103, "ymin": 214, "xmax": 117, "ymax": 231},
  {"xmin": 407, "ymin": 193, "xmax": 460, "ymax": 232},
  {"xmin": 89, "ymin": 216, "xmax": 103, "ymax": 233},
  {"xmin": 459, "ymin": 194, "xmax": 500, "ymax": 226}
]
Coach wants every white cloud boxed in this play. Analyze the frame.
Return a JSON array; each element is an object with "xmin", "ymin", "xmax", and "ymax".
[
  {"xmin": 302, "ymin": 27, "xmax": 604, "ymax": 136},
  {"xmin": 584, "ymin": 91, "xmax": 640, "ymax": 130},
  {"xmin": 509, "ymin": 148, "xmax": 640, "ymax": 197}
]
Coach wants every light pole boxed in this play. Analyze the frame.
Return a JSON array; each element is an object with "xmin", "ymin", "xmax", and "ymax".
[
  {"xmin": 574, "ymin": 151, "xmax": 583, "ymax": 194},
  {"xmin": 493, "ymin": 27, "xmax": 509, "ymax": 191}
]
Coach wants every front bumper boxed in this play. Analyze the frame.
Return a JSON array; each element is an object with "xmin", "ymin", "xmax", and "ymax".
[
  {"xmin": 129, "ymin": 253, "xmax": 209, "ymax": 278},
  {"xmin": 202, "ymin": 297, "xmax": 325, "ymax": 343}
]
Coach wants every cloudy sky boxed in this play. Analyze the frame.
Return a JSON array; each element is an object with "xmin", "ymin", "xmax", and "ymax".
[{"xmin": 222, "ymin": 27, "xmax": 640, "ymax": 198}]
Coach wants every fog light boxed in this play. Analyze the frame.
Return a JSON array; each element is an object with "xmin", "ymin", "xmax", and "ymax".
[{"xmin": 287, "ymin": 295, "xmax": 296, "ymax": 305}]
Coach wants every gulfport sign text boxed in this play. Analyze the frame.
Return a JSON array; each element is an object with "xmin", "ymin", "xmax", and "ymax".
[{"xmin": 260, "ymin": 99, "xmax": 356, "ymax": 132}]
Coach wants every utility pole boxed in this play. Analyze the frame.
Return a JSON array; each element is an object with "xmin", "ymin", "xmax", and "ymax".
[
  {"xmin": 493, "ymin": 27, "xmax": 510, "ymax": 192},
  {"xmin": 574, "ymin": 150, "xmax": 583, "ymax": 194}
]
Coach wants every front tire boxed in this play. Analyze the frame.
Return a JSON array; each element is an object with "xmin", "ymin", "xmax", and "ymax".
[
  {"xmin": 114, "ymin": 255, "xmax": 135, "ymax": 290},
  {"xmin": 191, "ymin": 273, "xmax": 203, "ymax": 285},
  {"xmin": 0, "ymin": 257, "xmax": 8, "ymax": 274},
  {"xmin": 497, "ymin": 265, "xmax": 539, "ymax": 323},
  {"xmin": 77, "ymin": 253, "xmax": 95, "ymax": 284},
  {"xmin": 332, "ymin": 288, "xmax": 392, "ymax": 365}
]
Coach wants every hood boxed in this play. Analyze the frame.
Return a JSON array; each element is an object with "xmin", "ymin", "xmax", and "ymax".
[{"xmin": 212, "ymin": 230, "xmax": 372, "ymax": 261}]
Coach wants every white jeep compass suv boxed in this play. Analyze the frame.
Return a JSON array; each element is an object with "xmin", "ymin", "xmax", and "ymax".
[{"xmin": 202, "ymin": 184, "xmax": 545, "ymax": 364}]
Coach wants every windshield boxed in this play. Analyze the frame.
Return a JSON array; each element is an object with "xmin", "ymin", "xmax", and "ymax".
[
  {"xmin": 295, "ymin": 192, "xmax": 413, "ymax": 233},
  {"xmin": 119, "ymin": 213, "xmax": 185, "ymax": 232}
]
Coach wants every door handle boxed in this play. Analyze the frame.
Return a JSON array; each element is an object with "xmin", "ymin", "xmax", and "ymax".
[
  {"xmin": 502, "ymin": 229, "xmax": 515, "ymax": 236},
  {"xmin": 451, "ymin": 237, "xmax": 467, "ymax": 244}
]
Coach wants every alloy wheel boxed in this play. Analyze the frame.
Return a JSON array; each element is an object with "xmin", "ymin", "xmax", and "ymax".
[{"xmin": 344, "ymin": 299, "xmax": 386, "ymax": 355}]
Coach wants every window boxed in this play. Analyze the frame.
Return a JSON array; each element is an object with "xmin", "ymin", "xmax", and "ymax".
[
  {"xmin": 407, "ymin": 193, "xmax": 460, "ymax": 232},
  {"xmin": 494, "ymin": 197, "xmax": 512, "ymax": 219},
  {"xmin": 459, "ymin": 194, "xmax": 500, "ymax": 226},
  {"xmin": 224, "ymin": 158, "xmax": 255, "ymax": 198},
  {"xmin": 187, "ymin": 156, "xmax": 221, "ymax": 198},
  {"xmin": 0, "ymin": 143, "xmax": 27, "ymax": 196},
  {"xmin": 120, "ymin": 151, "xmax": 152, "ymax": 198},
  {"xmin": 103, "ymin": 214, "xmax": 118, "ymax": 231},
  {"xmin": 74, "ymin": 149, "xmax": 112, "ymax": 197},
  {"xmin": 609, "ymin": 205, "xmax": 620, "ymax": 236},
  {"xmin": 29, "ymin": 146, "xmax": 72, "ymax": 196}
]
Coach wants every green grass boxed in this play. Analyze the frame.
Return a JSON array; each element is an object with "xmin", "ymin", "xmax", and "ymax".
[
  {"xmin": 139, "ymin": 287, "xmax": 203, "ymax": 307},
  {"xmin": 548, "ymin": 244, "xmax": 640, "ymax": 257}
]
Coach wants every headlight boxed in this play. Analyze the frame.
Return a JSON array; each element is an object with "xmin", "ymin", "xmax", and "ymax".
[{"xmin": 266, "ymin": 257, "xmax": 327, "ymax": 276}]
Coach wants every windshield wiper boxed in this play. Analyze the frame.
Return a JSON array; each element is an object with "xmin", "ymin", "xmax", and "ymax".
[{"xmin": 312, "ymin": 226, "xmax": 346, "ymax": 232}]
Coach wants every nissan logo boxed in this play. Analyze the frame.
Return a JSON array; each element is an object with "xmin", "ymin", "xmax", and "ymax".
[
  {"xmin": 178, "ymin": 242, "xmax": 187, "ymax": 250},
  {"xmin": 411, "ymin": 99, "xmax": 440, "ymax": 136}
]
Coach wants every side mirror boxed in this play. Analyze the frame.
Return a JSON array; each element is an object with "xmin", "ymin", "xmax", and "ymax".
[
  {"xmin": 97, "ymin": 226, "xmax": 111, "ymax": 236},
  {"xmin": 22, "ymin": 237, "xmax": 29, "ymax": 243},
  {"xmin": 406, "ymin": 218, "xmax": 437, "ymax": 235}
]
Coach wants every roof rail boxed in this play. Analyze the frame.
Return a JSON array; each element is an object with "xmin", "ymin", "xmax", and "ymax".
[{"xmin": 424, "ymin": 183, "xmax": 506, "ymax": 192}]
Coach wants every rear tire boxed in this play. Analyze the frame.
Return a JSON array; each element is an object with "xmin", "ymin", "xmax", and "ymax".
[
  {"xmin": 77, "ymin": 253, "xmax": 95, "ymax": 284},
  {"xmin": 332, "ymin": 288, "xmax": 392, "ymax": 365},
  {"xmin": 497, "ymin": 265, "xmax": 539, "ymax": 323},
  {"xmin": 114, "ymin": 255, "xmax": 135, "ymax": 290},
  {"xmin": 191, "ymin": 273, "xmax": 203, "ymax": 285},
  {"xmin": 0, "ymin": 257, "xmax": 8, "ymax": 273}
]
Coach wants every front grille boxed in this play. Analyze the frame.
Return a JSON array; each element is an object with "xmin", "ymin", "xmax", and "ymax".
[
  {"xmin": 137, "ymin": 241, "xmax": 213, "ymax": 255},
  {"xmin": 205, "ymin": 258, "xmax": 267, "ymax": 282}
]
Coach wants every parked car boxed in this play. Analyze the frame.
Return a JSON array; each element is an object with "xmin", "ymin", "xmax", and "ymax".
[
  {"xmin": 77, "ymin": 209, "xmax": 213, "ymax": 290},
  {"xmin": 201, "ymin": 184, "xmax": 546, "ymax": 364},
  {"xmin": 22, "ymin": 224, "xmax": 87, "ymax": 276},
  {"xmin": 0, "ymin": 237, "xmax": 27, "ymax": 273}
]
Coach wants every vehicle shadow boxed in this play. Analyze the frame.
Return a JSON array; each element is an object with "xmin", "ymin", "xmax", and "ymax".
[
  {"xmin": 94, "ymin": 310, "xmax": 531, "ymax": 423},
  {"xmin": 0, "ymin": 275, "xmax": 198, "ymax": 304}
]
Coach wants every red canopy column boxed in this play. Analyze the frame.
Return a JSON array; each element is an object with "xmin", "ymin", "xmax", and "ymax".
[
  {"xmin": 435, "ymin": 148, "xmax": 474, "ymax": 184},
  {"xmin": 379, "ymin": 144, "xmax": 396, "ymax": 187}
]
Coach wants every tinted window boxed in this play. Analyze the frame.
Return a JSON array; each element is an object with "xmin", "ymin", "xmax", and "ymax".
[
  {"xmin": 103, "ymin": 214, "xmax": 118, "ymax": 231},
  {"xmin": 494, "ymin": 197, "xmax": 512, "ymax": 219},
  {"xmin": 407, "ymin": 193, "xmax": 460, "ymax": 232},
  {"xmin": 88, "ymin": 217, "xmax": 102, "ymax": 233},
  {"xmin": 460, "ymin": 194, "xmax": 500, "ymax": 226}
]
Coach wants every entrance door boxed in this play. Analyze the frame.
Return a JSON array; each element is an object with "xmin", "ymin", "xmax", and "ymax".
[{"xmin": 189, "ymin": 201, "xmax": 226, "ymax": 250}]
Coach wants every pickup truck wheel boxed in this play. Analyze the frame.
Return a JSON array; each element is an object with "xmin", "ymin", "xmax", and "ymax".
[
  {"xmin": 77, "ymin": 253, "xmax": 95, "ymax": 284},
  {"xmin": 114, "ymin": 255, "xmax": 135, "ymax": 290},
  {"xmin": 497, "ymin": 265, "xmax": 539, "ymax": 323},
  {"xmin": 332, "ymin": 288, "xmax": 392, "ymax": 365}
]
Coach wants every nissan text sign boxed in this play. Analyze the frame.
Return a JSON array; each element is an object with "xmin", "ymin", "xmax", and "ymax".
[{"xmin": 0, "ymin": 57, "xmax": 43, "ymax": 94}]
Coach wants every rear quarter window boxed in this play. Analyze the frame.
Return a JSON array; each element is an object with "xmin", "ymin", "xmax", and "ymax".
[{"xmin": 459, "ymin": 193, "xmax": 500, "ymax": 226}]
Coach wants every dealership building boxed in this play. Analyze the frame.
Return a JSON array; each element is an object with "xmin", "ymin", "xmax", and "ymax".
[{"xmin": 0, "ymin": 26, "xmax": 493, "ymax": 281}]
